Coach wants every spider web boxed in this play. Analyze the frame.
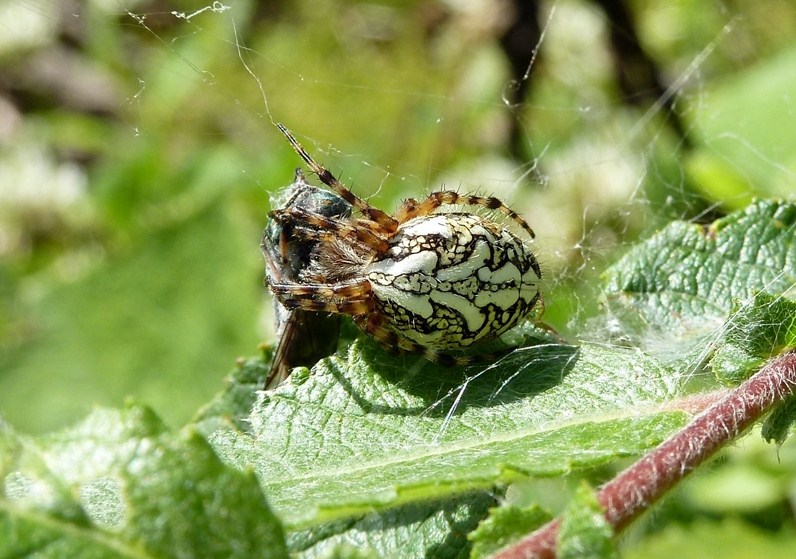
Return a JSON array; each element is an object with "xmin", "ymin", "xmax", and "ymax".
[{"xmin": 2, "ymin": 0, "xmax": 795, "ymax": 436}]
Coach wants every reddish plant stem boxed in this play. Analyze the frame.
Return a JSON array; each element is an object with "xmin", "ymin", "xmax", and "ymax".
[{"xmin": 495, "ymin": 351, "xmax": 796, "ymax": 559}]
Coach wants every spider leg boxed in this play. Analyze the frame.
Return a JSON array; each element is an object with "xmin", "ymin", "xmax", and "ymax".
[
  {"xmin": 270, "ymin": 281, "xmax": 372, "ymax": 315},
  {"xmin": 395, "ymin": 191, "xmax": 535, "ymax": 239},
  {"xmin": 277, "ymin": 124, "xmax": 399, "ymax": 233},
  {"xmin": 270, "ymin": 206, "xmax": 389, "ymax": 253}
]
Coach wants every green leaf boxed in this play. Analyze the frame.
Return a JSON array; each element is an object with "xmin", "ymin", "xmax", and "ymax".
[
  {"xmin": 721, "ymin": 293, "xmax": 796, "ymax": 358},
  {"xmin": 314, "ymin": 545, "xmax": 381, "ymax": 559},
  {"xmin": 711, "ymin": 292, "xmax": 796, "ymax": 384},
  {"xmin": 707, "ymin": 291, "xmax": 796, "ymax": 445},
  {"xmin": 557, "ymin": 482, "xmax": 616, "ymax": 559},
  {"xmin": 192, "ymin": 356, "xmax": 270, "ymax": 436},
  {"xmin": 292, "ymin": 492, "xmax": 497, "ymax": 559},
  {"xmin": 208, "ymin": 327, "xmax": 687, "ymax": 537},
  {"xmin": 761, "ymin": 398, "xmax": 796, "ymax": 446},
  {"xmin": 468, "ymin": 504, "xmax": 550, "ymax": 559},
  {"xmin": 604, "ymin": 200, "xmax": 796, "ymax": 359},
  {"xmin": 0, "ymin": 405, "xmax": 287, "ymax": 558}
]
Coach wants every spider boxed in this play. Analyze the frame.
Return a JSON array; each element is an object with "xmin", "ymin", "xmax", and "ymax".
[{"xmin": 268, "ymin": 124, "xmax": 542, "ymax": 366}]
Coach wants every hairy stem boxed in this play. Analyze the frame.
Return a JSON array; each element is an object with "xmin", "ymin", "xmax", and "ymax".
[{"xmin": 495, "ymin": 351, "xmax": 796, "ymax": 559}]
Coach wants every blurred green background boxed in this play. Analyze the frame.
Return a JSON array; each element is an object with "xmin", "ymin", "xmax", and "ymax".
[{"xmin": 1, "ymin": 0, "xmax": 796, "ymax": 435}]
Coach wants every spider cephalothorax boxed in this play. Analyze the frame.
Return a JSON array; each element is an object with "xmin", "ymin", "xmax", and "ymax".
[{"xmin": 268, "ymin": 124, "xmax": 542, "ymax": 365}]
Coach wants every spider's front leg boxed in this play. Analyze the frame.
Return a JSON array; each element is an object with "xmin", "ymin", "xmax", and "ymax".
[
  {"xmin": 270, "ymin": 281, "xmax": 373, "ymax": 316},
  {"xmin": 394, "ymin": 191, "xmax": 535, "ymax": 238},
  {"xmin": 276, "ymin": 123, "xmax": 400, "ymax": 233},
  {"xmin": 269, "ymin": 206, "xmax": 389, "ymax": 253}
]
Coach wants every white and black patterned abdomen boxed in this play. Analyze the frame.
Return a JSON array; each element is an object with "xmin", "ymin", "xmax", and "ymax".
[{"xmin": 366, "ymin": 213, "xmax": 542, "ymax": 349}]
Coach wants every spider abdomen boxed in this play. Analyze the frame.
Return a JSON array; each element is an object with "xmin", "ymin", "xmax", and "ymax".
[{"xmin": 367, "ymin": 213, "xmax": 541, "ymax": 349}]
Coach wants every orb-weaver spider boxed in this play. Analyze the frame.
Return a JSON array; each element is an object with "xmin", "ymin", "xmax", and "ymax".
[{"xmin": 267, "ymin": 124, "xmax": 542, "ymax": 366}]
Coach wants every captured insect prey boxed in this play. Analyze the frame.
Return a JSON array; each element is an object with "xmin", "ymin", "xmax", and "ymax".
[
  {"xmin": 263, "ymin": 123, "xmax": 542, "ymax": 379},
  {"xmin": 261, "ymin": 170, "xmax": 353, "ymax": 389}
]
